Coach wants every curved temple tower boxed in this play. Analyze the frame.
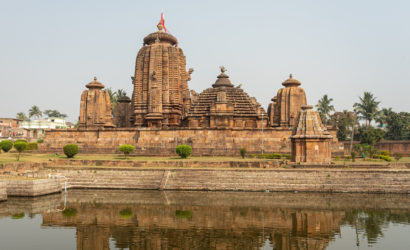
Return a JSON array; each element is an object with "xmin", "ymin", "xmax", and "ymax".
[{"xmin": 132, "ymin": 22, "xmax": 192, "ymax": 128}]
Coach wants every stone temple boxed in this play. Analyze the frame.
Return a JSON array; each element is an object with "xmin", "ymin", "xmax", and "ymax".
[{"xmin": 39, "ymin": 18, "xmax": 342, "ymax": 160}]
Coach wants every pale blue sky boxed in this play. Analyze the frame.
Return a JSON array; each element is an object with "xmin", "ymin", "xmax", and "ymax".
[{"xmin": 0, "ymin": 0, "xmax": 409, "ymax": 122}]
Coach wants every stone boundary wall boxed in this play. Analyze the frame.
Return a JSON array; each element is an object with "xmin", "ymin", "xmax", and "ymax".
[
  {"xmin": 38, "ymin": 128, "xmax": 343, "ymax": 156},
  {"xmin": 343, "ymin": 140, "xmax": 410, "ymax": 156},
  {"xmin": 41, "ymin": 167, "xmax": 410, "ymax": 194},
  {"xmin": 5, "ymin": 179, "xmax": 61, "ymax": 197},
  {"xmin": 0, "ymin": 182, "xmax": 6, "ymax": 201}
]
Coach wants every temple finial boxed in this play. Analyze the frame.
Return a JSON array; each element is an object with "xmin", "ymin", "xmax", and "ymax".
[
  {"xmin": 220, "ymin": 66, "xmax": 226, "ymax": 73},
  {"xmin": 94, "ymin": 76, "xmax": 97, "ymax": 81},
  {"xmin": 289, "ymin": 73, "xmax": 293, "ymax": 79}
]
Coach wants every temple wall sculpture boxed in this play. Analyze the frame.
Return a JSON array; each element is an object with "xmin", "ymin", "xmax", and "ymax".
[{"xmin": 78, "ymin": 77, "xmax": 114, "ymax": 129}]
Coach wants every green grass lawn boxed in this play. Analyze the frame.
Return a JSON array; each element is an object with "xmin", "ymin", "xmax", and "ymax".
[
  {"xmin": 0, "ymin": 152, "xmax": 273, "ymax": 164},
  {"xmin": 332, "ymin": 156, "xmax": 410, "ymax": 165}
]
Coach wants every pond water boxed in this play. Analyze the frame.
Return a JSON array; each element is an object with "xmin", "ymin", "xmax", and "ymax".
[{"xmin": 0, "ymin": 190, "xmax": 409, "ymax": 250}]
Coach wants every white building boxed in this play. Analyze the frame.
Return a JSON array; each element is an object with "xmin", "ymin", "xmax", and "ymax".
[{"xmin": 21, "ymin": 117, "xmax": 71, "ymax": 139}]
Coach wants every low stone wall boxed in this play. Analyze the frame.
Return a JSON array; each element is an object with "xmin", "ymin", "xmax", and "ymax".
[
  {"xmin": 5, "ymin": 178, "xmax": 61, "ymax": 197},
  {"xmin": 42, "ymin": 167, "xmax": 410, "ymax": 193},
  {"xmin": 0, "ymin": 182, "xmax": 6, "ymax": 201},
  {"xmin": 39, "ymin": 127, "xmax": 343, "ymax": 156},
  {"xmin": 343, "ymin": 140, "xmax": 410, "ymax": 156}
]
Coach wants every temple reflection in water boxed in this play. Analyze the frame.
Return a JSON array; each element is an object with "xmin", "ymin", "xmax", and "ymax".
[{"xmin": 1, "ymin": 190, "xmax": 410, "ymax": 250}]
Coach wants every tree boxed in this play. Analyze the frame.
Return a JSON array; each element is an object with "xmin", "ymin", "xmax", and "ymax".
[
  {"xmin": 353, "ymin": 92, "xmax": 380, "ymax": 128},
  {"xmin": 357, "ymin": 127, "xmax": 385, "ymax": 146},
  {"xmin": 119, "ymin": 144, "xmax": 135, "ymax": 159},
  {"xmin": 382, "ymin": 111, "xmax": 410, "ymax": 140},
  {"xmin": 16, "ymin": 112, "xmax": 29, "ymax": 121},
  {"xmin": 14, "ymin": 141, "xmax": 28, "ymax": 161},
  {"xmin": 43, "ymin": 109, "xmax": 67, "ymax": 118},
  {"xmin": 316, "ymin": 94, "xmax": 335, "ymax": 125},
  {"xmin": 330, "ymin": 110, "xmax": 357, "ymax": 141},
  {"xmin": 28, "ymin": 105, "xmax": 42, "ymax": 119},
  {"xmin": 106, "ymin": 88, "xmax": 126, "ymax": 113}
]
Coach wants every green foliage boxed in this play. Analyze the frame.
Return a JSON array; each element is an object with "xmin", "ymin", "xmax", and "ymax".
[
  {"xmin": 37, "ymin": 138, "xmax": 44, "ymax": 143},
  {"xmin": 176, "ymin": 144, "xmax": 192, "ymax": 159},
  {"xmin": 350, "ymin": 151, "xmax": 356, "ymax": 162},
  {"xmin": 175, "ymin": 210, "xmax": 192, "ymax": 219},
  {"xmin": 119, "ymin": 208, "xmax": 133, "ymax": 219},
  {"xmin": 239, "ymin": 148, "xmax": 247, "ymax": 159},
  {"xmin": 0, "ymin": 140, "xmax": 13, "ymax": 152},
  {"xmin": 62, "ymin": 208, "xmax": 78, "ymax": 217},
  {"xmin": 26, "ymin": 142, "xmax": 38, "ymax": 151},
  {"xmin": 380, "ymin": 150, "xmax": 390, "ymax": 157},
  {"xmin": 284, "ymin": 154, "xmax": 291, "ymax": 160},
  {"xmin": 358, "ymin": 127, "xmax": 385, "ymax": 146},
  {"xmin": 257, "ymin": 153, "xmax": 282, "ymax": 159},
  {"xmin": 11, "ymin": 213, "xmax": 25, "ymax": 219},
  {"xmin": 380, "ymin": 155, "xmax": 392, "ymax": 162},
  {"xmin": 28, "ymin": 105, "xmax": 42, "ymax": 119},
  {"xmin": 63, "ymin": 144, "xmax": 79, "ymax": 158},
  {"xmin": 14, "ymin": 141, "xmax": 27, "ymax": 161},
  {"xmin": 316, "ymin": 94, "xmax": 335, "ymax": 125},
  {"xmin": 353, "ymin": 144, "xmax": 378, "ymax": 158},
  {"xmin": 378, "ymin": 109, "xmax": 410, "ymax": 140},
  {"xmin": 248, "ymin": 154, "xmax": 256, "ymax": 158},
  {"xmin": 14, "ymin": 139, "xmax": 27, "ymax": 143},
  {"xmin": 43, "ymin": 109, "xmax": 67, "ymax": 118},
  {"xmin": 353, "ymin": 92, "xmax": 380, "ymax": 127},
  {"xmin": 330, "ymin": 110, "xmax": 357, "ymax": 141},
  {"xmin": 393, "ymin": 152, "xmax": 403, "ymax": 162},
  {"xmin": 16, "ymin": 112, "xmax": 29, "ymax": 121},
  {"xmin": 119, "ymin": 144, "xmax": 135, "ymax": 159}
]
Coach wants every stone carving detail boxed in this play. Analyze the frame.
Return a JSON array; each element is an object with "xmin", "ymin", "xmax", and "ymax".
[
  {"xmin": 184, "ymin": 67, "xmax": 267, "ymax": 128},
  {"xmin": 291, "ymin": 105, "xmax": 332, "ymax": 163},
  {"xmin": 132, "ymin": 21, "xmax": 192, "ymax": 128},
  {"xmin": 79, "ymin": 77, "xmax": 115, "ymax": 129},
  {"xmin": 268, "ymin": 74, "xmax": 307, "ymax": 127}
]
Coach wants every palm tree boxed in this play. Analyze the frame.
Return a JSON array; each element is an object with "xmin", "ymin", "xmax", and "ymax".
[
  {"xmin": 115, "ymin": 89, "xmax": 126, "ymax": 99},
  {"xmin": 16, "ymin": 112, "xmax": 29, "ymax": 121},
  {"xmin": 316, "ymin": 94, "xmax": 335, "ymax": 125},
  {"xmin": 28, "ymin": 105, "xmax": 42, "ymax": 119},
  {"xmin": 353, "ymin": 92, "xmax": 380, "ymax": 128}
]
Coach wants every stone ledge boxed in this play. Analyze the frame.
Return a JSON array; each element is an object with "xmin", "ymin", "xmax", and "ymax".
[
  {"xmin": 0, "ymin": 182, "xmax": 7, "ymax": 201},
  {"xmin": 4, "ymin": 178, "xmax": 61, "ymax": 197}
]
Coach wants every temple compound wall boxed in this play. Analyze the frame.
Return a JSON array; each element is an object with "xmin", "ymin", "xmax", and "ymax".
[{"xmin": 39, "ymin": 127, "xmax": 341, "ymax": 156}]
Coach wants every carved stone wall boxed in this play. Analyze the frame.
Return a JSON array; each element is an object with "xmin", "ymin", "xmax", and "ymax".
[
  {"xmin": 113, "ymin": 95, "xmax": 133, "ymax": 128},
  {"xmin": 291, "ymin": 105, "xmax": 333, "ymax": 163},
  {"xmin": 79, "ymin": 77, "xmax": 114, "ymax": 129},
  {"xmin": 132, "ymin": 23, "xmax": 192, "ymax": 128},
  {"xmin": 268, "ymin": 74, "xmax": 307, "ymax": 127}
]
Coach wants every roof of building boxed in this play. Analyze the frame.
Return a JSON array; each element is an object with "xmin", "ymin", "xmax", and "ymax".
[
  {"xmin": 143, "ymin": 23, "xmax": 178, "ymax": 46},
  {"xmin": 282, "ymin": 74, "xmax": 302, "ymax": 87},
  {"xmin": 85, "ymin": 77, "xmax": 105, "ymax": 89},
  {"xmin": 187, "ymin": 67, "xmax": 266, "ymax": 117}
]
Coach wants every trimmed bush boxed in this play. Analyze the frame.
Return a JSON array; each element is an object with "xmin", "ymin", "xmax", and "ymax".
[
  {"xmin": 0, "ymin": 140, "xmax": 13, "ymax": 152},
  {"xmin": 380, "ymin": 155, "xmax": 392, "ymax": 162},
  {"xmin": 176, "ymin": 144, "xmax": 192, "ymax": 159},
  {"xmin": 239, "ymin": 148, "xmax": 247, "ymax": 159},
  {"xmin": 37, "ymin": 138, "xmax": 44, "ymax": 143},
  {"xmin": 26, "ymin": 142, "xmax": 38, "ymax": 151},
  {"xmin": 284, "ymin": 154, "xmax": 291, "ymax": 160},
  {"xmin": 119, "ymin": 144, "xmax": 135, "ymax": 159},
  {"xmin": 63, "ymin": 144, "xmax": 79, "ymax": 158},
  {"xmin": 14, "ymin": 139, "xmax": 27, "ymax": 143},
  {"xmin": 14, "ymin": 141, "xmax": 27, "ymax": 161},
  {"xmin": 248, "ymin": 154, "xmax": 256, "ymax": 158},
  {"xmin": 393, "ymin": 152, "xmax": 403, "ymax": 162},
  {"xmin": 266, "ymin": 153, "xmax": 282, "ymax": 159},
  {"xmin": 380, "ymin": 150, "xmax": 390, "ymax": 157}
]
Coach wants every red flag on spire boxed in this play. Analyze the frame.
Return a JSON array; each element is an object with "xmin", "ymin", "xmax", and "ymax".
[{"xmin": 158, "ymin": 12, "xmax": 167, "ymax": 32}]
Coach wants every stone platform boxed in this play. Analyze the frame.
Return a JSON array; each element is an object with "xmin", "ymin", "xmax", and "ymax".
[{"xmin": 1, "ymin": 178, "xmax": 61, "ymax": 197}]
